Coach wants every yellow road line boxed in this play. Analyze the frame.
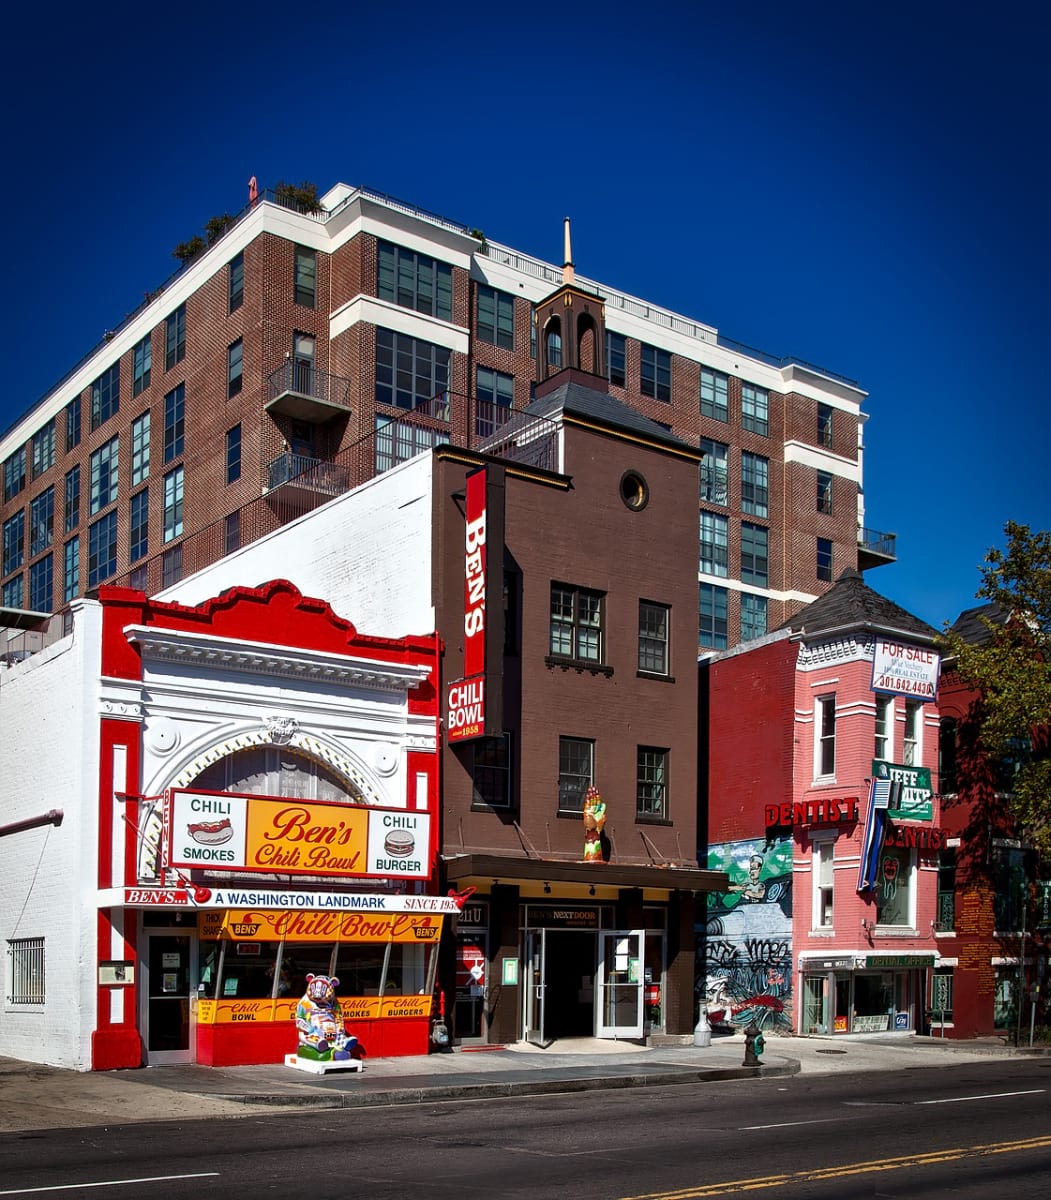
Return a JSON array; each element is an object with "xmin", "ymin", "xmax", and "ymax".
[{"xmin": 620, "ymin": 1134, "xmax": 1051, "ymax": 1199}]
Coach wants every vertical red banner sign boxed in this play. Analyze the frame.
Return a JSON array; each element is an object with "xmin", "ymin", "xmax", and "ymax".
[{"xmin": 463, "ymin": 467, "xmax": 488, "ymax": 680}]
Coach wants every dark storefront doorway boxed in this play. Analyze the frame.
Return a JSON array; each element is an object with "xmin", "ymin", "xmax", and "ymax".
[{"xmin": 143, "ymin": 931, "xmax": 194, "ymax": 1064}]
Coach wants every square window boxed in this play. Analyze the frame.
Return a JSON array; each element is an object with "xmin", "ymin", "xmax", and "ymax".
[
  {"xmin": 741, "ymin": 383, "xmax": 769, "ymax": 436},
  {"xmin": 637, "ymin": 747, "xmax": 668, "ymax": 818},
  {"xmin": 476, "ymin": 286, "xmax": 514, "ymax": 349},
  {"xmin": 700, "ymin": 439, "xmax": 728, "ymax": 505},
  {"xmin": 228, "ymin": 339, "xmax": 243, "ymax": 398},
  {"xmin": 741, "ymin": 452, "xmax": 769, "ymax": 517},
  {"xmin": 640, "ymin": 344, "xmax": 671, "ymax": 401},
  {"xmin": 741, "ymin": 522, "xmax": 768, "ymax": 586},
  {"xmin": 699, "ymin": 583, "xmax": 728, "ymax": 649},
  {"xmin": 817, "ymin": 470, "xmax": 834, "ymax": 514},
  {"xmin": 817, "ymin": 536, "xmax": 833, "ymax": 582},
  {"xmin": 558, "ymin": 736, "xmax": 594, "ymax": 813},
  {"xmin": 165, "ymin": 305, "xmax": 186, "ymax": 371},
  {"xmin": 294, "ymin": 246, "xmax": 317, "ymax": 308},
  {"xmin": 132, "ymin": 335, "xmax": 152, "ymax": 397},
  {"xmin": 606, "ymin": 331, "xmax": 626, "ymax": 387},
  {"xmin": 638, "ymin": 601, "xmax": 670, "ymax": 675},
  {"xmin": 379, "ymin": 242, "xmax": 453, "ymax": 322},
  {"xmin": 375, "ymin": 328, "xmax": 450, "ymax": 410},
  {"xmin": 550, "ymin": 583, "xmax": 605, "ymax": 664},
  {"xmin": 164, "ymin": 384, "xmax": 185, "ymax": 463},
  {"xmin": 700, "ymin": 367, "xmax": 728, "ymax": 421},
  {"xmin": 471, "ymin": 734, "xmax": 512, "ymax": 809}
]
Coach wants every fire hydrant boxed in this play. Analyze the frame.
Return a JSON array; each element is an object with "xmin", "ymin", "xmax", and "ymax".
[{"xmin": 743, "ymin": 1020, "xmax": 765, "ymax": 1066}]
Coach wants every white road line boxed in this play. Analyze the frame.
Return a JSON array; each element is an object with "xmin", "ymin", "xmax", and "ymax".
[
  {"xmin": 739, "ymin": 1117, "xmax": 845, "ymax": 1130},
  {"xmin": 917, "ymin": 1088, "xmax": 1045, "ymax": 1105},
  {"xmin": 0, "ymin": 1172, "xmax": 219, "ymax": 1196}
]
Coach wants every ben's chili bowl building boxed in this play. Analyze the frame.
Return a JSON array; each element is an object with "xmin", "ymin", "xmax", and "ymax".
[{"xmin": 1, "ymin": 579, "xmax": 445, "ymax": 1070}]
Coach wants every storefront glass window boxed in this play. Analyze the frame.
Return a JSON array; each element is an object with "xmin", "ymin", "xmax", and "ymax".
[{"xmin": 853, "ymin": 972, "xmax": 894, "ymax": 1031}]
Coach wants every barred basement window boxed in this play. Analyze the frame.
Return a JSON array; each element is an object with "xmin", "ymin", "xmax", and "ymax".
[{"xmin": 7, "ymin": 937, "xmax": 45, "ymax": 1005}]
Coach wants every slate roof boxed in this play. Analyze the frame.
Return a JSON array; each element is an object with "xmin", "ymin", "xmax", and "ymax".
[
  {"xmin": 778, "ymin": 567, "xmax": 939, "ymax": 641},
  {"xmin": 949, "ymin": 601, "xmax": 1008, "ymax": 646},
  {"xmin": 523, "ymin": 379, "xmax": 698, "ymax": 453}
]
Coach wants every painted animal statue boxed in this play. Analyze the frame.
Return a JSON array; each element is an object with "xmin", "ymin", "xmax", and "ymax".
[{"xmin": 294, "ymin": 973, "xmax": 359, "ymax": 1061}]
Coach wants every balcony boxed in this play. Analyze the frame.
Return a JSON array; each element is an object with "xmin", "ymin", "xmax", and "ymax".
[
  {"xmin": 858, "ymin": 526, "xmax": 897, "ymax": 570},
  {"xmin": 266, "ymin": 453, "xmax": 350, "ymax": 502},
  {"xmin": 265, "ymin": 361, "xmax": 352, "ymax": 424}
]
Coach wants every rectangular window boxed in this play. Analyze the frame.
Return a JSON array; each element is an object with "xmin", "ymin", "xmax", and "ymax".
[
  {"xmin": 132, "ymin": 335, "xmax": 152, "ymax": 397},
  {"xmin": 165, "ymin": 305, "xmax": 186, "ymax": 370},
  {"xmin": 64, "ymin": 466, "xmax": 80, "ymax": 533},
  {"xmin": 876, "ymin": 845, "xmax": 914, "ymax": 926},
  {"xmin": 475, "ymin": 367, "xmax": 514, "ymax": 438},
  {"xmin": 471, "ymin": 734, "xmax": 512, "ymax": 809},
  {"xmin": 128, "ymin": 564, "xmax": 147, "ymax": 591},
  {"xmin": 129, "ymin": 489, "xmax": 149, "ymax": 562},
  {"xmin": 6, "ymin": 937, "xmax": 45, "ymax": 1006},
  {"xmin": 229, "ymin": 251, "xmax": 244, "ymax": 312},
  {"xmin": 2, "ymin": 575, "xmax": 23, "ymax": 608},
  {"xmin": 378, "ymin": 241, "xmax": 453, "ymax": 322},
  {"xmin": 228, "ymin": 339, "xmax": 243, "ymax": 398},
  {"xmin": 374, "ymin": 415, "xmax": 441, "ymax": 474},
  {"xmin": 226, "ymin": 425, "xmax": 242, "ymax": 484},
  {"xmin": 162, "ymin": 544, "xmax": 182, "ymax": 588},
  {"xmin": 29, "ymin": 553, "xmax": 52, "ymax": 613},
  {"xmin": 741, "ymin": 452, "xmax": 769, "ymax": 517},
  {"xmin": 224, "ymin": 511, "xmax": 241, "ymax": 555},
  {"xmin": 163, "ymin": 466, "xmax": 184, "ymax": 542},
  {"xmin": 637, "ymin": 747, "xmax": 668, "ymax": 818},
  {"xmin": 741, "ymin": 521, "xmax": 769, "ymax": 585},
  {"xmin": 741, "ymin": 383, "xmax": 769, "ymax": 436},
  {"xmin": 163, "ymin": 384, "xmax": 185, "ymax": 463},
  {"xmin": 939, "ymin": 717, "xmax": 958, "ymax": 795},
  {"xmin": 817, "ymin": 402, "xmax": 833, "ymax": 448},
  {"xmin": 699, "ymin": 583, "xmax": 728, "ymax": 650},
  {"xmin": 550, "ymin": 583, "xmax": 604, "ymax": 664},
  {"xmin": 875, "ymin": 696, "xmax": 893, "ymax": 761},
  {"xmin": 31, "ymin": 421, "xmax": 56, "ymax": 478},
  {"xmin": 741, "ymin": 593, "xmax": 768, "ymax": 641},
  {"xmin": 2, "ymin": 510, "xmax": 24, "ymax": 575},
  {"xmin": 640, "ymin": 344, "xmax": 671, "ymax": 401},
  {"xmin": 816, "ymin": 694, "xmax": 836, "ymax": 778},
  {"xmin": 904, "ymin": 699, "xmax": 922, "ymax": 766},
  {"xmin": 814, "ymin": 840, "xmax": 834, "ymax": 928},
  {"xmin": 29, "ymin": 488, "xmax": 53, "ymax": 556},
  {"xmin": 91, "ymin": 363, "xmax": 120, "ymax": 430},
  {"xmin": 700, "ymin": 367, "xmax": 728, "ymax": 421},
  {"xmin": 476, "ymin": 285, "xmax": 514, "ymax": 348},
  {"xmin": 530, "ymin": 307, "xmax": 537, "ymax": 360},
  {"xmin": 375, "ymin": 328, "xmax": 451, "ymax": 410},
  {"xmin": 558, "ymin": 736, "xmax": 594, "ymax": 813},
  {"xmin": 65, "ymin": 397, "xmax": 82, "ymax": 452},
  {"xmin": 817, "ymin": 470, "xmax": 834, "ymax": 514},
  {"xmin": 638, "ymin": 601, "xmax": 670, "ymax": 675},
  {"xmin": 700, "ymin": 439, "xmax": 728, "ymax": 505},
  {"xmin": 936, "ymin": 848, "xmax": 957, "ymax": 933},
  {"xmin": 87, "ymin": 511, "xmax": 117, "ymax": 587},
  {"xmin": 294, "ymin": 245, "xmax": 317, "ymax": 308},
  {"xmin": 89, "ymin": 437, "xmax": 119, "ymax": 514},
  {"xmin": 817, "ymin": 536, "xmax": 833, "ymax": 582},
  {"xmin": 699, "ymin": 511, "xmax": 729, "ymax": 577},
  {"xmin": 63, "ymin": 536, "xmax": 79, "ymax": 602},
  {"xmin": 4, "ymin": 447, "xmax": 27, "ymax": 502},
  {"xmin": 606, "ymin": 331, "xmax": 626, "ymax": 387},
  {"xmin": 127, "ymin": 412, "xmax": 149, "ymax": 486}
]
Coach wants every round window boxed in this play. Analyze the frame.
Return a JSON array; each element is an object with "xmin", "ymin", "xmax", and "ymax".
[{"xmin": 619, "ymin": 471, "xmax": 650, "ymax": 511}]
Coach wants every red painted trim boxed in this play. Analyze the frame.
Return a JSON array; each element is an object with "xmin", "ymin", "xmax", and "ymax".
[{"xmin": 195, "ymin": 1018, "xmax": 431, "ymax": 1066}]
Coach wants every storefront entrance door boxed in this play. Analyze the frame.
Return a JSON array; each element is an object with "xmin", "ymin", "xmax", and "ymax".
[
  {"xmin": 524, "ymin": 928, "xmax": 549, "ymax": 1047},
  {"xmin": 144, "ymin": 932, "xmax": 194, "ymax": 1064},
  {"xmin": 596, "ymin": 930, "xmax": 644, "ymax": 1038}
]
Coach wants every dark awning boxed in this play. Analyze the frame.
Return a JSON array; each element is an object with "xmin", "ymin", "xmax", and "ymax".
[{"xmin": 442, "ymin": 852, "xmax": 729, "ymax": 894}]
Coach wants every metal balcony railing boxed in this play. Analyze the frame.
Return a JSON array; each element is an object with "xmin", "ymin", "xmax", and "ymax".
[
  {"xmin": 267, "ymin": 453, "xmax": 350, "ymax": 496},
  {"xmin": 858, "ymin": 527, "xmax": 897, "ymax": 560},
  {"xmin": 266, "ymin": 362, "xmax": 352, "ymax": 413}
]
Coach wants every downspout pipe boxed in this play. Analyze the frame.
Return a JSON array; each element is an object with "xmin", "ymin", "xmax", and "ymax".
[{"xmin": 0, "ymin": 810, "xmax": 64, "ymax": 838}]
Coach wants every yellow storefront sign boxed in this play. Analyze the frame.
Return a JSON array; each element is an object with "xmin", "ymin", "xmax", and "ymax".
[
  {"xmin": 199, "ymin": 909, "xmax": 443, "ymax": 943},
  {"xmin": 196, "ymin": 996, "xmax": 429, "ymax": 1025},
  {"xmin": 246, "ymin": 801, "xmax": 369, "ymax": 875}
]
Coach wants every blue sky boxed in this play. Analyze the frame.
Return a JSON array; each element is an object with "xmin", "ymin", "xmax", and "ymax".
[{"xmin": 2, "ymin": 2, "xmax": 1047, "ymax": 628}]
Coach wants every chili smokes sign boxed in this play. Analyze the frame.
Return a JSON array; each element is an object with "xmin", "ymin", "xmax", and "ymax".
[{"xmin": 167, "ymin": 790, "xmax": 431, "ymax": 879}]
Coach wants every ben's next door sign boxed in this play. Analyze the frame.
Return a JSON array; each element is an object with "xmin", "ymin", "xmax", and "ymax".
[{"xmin": 167, "ymin": 790, "xmax": 431, "ymax": 879}]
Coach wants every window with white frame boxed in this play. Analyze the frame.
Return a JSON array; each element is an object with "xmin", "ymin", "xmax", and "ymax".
[
  {"xmin": 875, "ymin": 695, "xmax": 893, "ymax": 761},
  {"xmin": 638, "ymin": 600, "xmax": 670, "ymax": 675},
  {"xmin": 163, "ymin": 466, "xmax": 184, "ymax": 542},
  {"xmin": 813, "ymin": 838, "xmax": 834, "ymax": 928},
  {"xmin": 550, "ymin": 583, "xmax": 604, "ymax": 664},
  {"xmin": 636, "ymin": 747, "xmax": 668, "ymax": 818},
  {"xmin": 816, "ymin": 694, "xmax": 836, "ymax": 778},
  {"xmin": 904, "ymin": 699, "xmax": 922, "ymax": 765},
  {"xmin": 558, "ymin": 736, "xmax": 594, "ymax": 813},
  {"xmin": 876, "ymin": 844, "xmax": 915, "ymax": 927},
  {"xmin": 6, "ymin": 937, "xmax": 45, "ymax": 1005}
]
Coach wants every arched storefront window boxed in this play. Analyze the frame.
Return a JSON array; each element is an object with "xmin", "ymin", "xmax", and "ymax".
[{"xmin": 192, "ymin": 746, "xmax": 361, "ymax": 804}]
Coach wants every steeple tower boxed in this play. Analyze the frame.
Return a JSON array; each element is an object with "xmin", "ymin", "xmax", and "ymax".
[{"xmin": 534, "ymin": 218, "xmax": 607, "ymax": 385}]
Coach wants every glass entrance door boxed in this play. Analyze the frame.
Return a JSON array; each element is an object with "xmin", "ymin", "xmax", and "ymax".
[
  {"xmin": 523, "ymin": 928, "xmax": 549, "ymax": 1047},
  {"xmin": 454, "ymin": 929, "xmax": 488, "ymax": 1043},
  {"xmin": 596, "ymin": 930, "xmax": 644, "ymax": 1038},
  {"xmin": 144, "ymin": 932, "xmax": 194, "ymax": 1064}
]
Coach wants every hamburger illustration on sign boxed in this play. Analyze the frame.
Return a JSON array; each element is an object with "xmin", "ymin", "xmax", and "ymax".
[{"xmin": 368, "ymin": 812, "xmax": 429, "ymax": 876}]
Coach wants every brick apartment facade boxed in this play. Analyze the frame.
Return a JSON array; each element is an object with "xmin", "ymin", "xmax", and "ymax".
[{"xmin": 1, "ymin": 180, "xmax": 893, "ymax": 659}]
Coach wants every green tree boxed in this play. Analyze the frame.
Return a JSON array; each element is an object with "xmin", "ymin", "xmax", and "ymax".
[
  {"xmin": 172, "ymin": 235, "xmax": 206, "ymax": 265},
  {"xmin": 943, "ymin": 522, "xmax": 1051, "ymax": 856},
  {"xmin": 274, "ymin": 180, "xmax": 321, "ymax": 214}
]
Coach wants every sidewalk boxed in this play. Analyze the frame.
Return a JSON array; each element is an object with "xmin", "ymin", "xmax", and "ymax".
[{"xmin": 0, "ymin": 1032, "xmax": 1037, "ymax": 1134}]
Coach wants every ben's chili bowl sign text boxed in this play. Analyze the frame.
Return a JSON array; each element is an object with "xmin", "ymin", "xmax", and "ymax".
[
  {"xmin": 209, "ymin": 909, "xmax": 442, "ymax": 943},
  {"xmin": 167, "ymin": 790, "xmax": 431, "ymax": 880}
]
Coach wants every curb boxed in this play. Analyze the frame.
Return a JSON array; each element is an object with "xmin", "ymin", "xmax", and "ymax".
[{"xmin": 208, "ymin": 1058, "xmax": 801, "ymax": 1109}]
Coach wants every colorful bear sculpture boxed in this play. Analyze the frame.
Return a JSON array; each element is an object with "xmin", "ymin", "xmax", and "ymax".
[{"xmin": 294, "ymin": 974, "xmax": 359, "ymax": 1062}]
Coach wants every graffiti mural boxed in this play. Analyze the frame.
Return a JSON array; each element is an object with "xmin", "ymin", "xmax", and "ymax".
[{"xmin": 698, "ymin": 837, "xmax": 793, "ymax": 1032}]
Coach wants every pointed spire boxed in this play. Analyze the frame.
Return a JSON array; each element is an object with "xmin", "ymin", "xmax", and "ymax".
[{"xmin": 562, "ymin": 216, "xmax": 575, "ymax": 284}]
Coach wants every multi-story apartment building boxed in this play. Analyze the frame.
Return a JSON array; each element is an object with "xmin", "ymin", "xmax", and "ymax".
[{"xmin": 0, "ymin": 181, "xmax": 893, "ymax": 657}]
